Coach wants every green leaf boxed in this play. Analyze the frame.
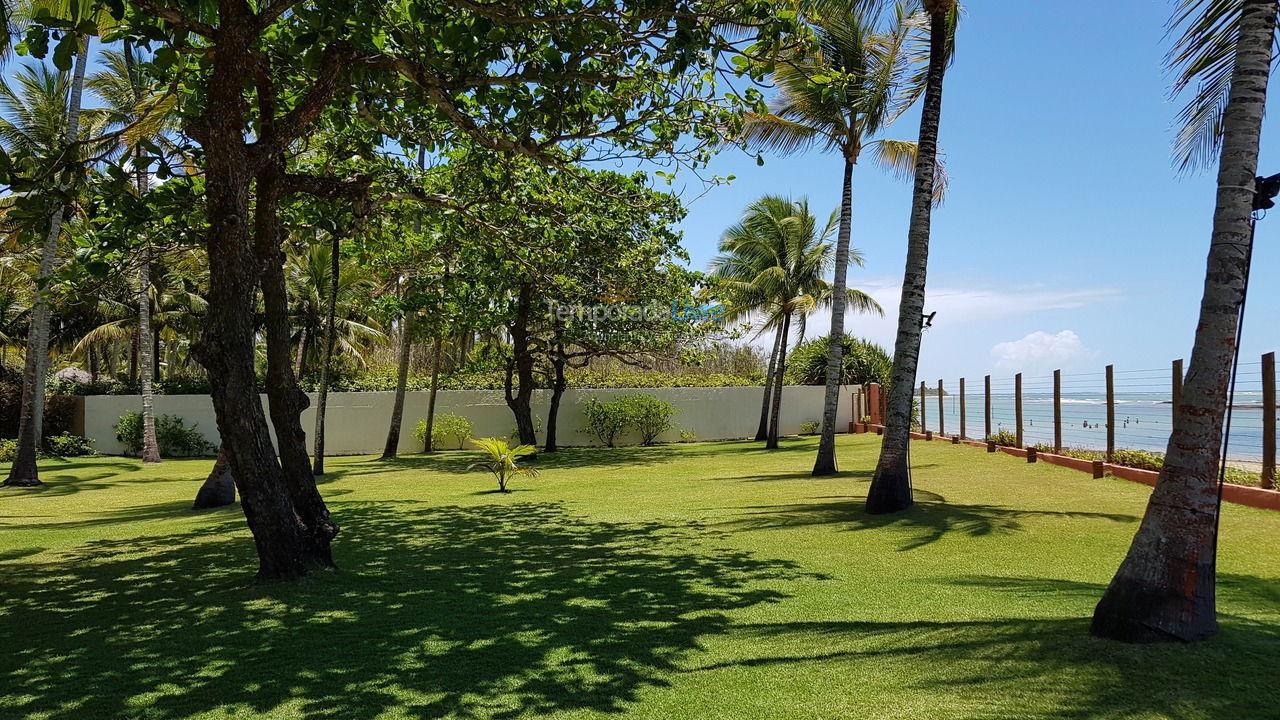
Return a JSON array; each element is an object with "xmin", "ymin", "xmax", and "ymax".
[{"xmin": 52, "ymin": 34, "xmax": 76, "ymax": 72}]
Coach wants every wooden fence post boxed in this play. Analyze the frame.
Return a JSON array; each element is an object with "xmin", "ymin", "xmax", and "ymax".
[
  {"xmin": 1264, "ymin": 352, "xmax": 1276, "ymax": 490},
  {"xmin": 1053, "ymin": 369, "xmax": 1062, "ymax": 454},
  {"xmin": 1106, "ymin": 364, "xmax": 1115, "ymax": 462},
  {"xmin": 1015, "ymin": 373, "xmax": 1024, "ymax": 448},
  {"xmin": 920, "ymin": 381, "xmax": 927, "ymax": 433},
  {"xmin": 1172, "ymin": 359, "xmax": 1183, "ymax": 424},
  {"xmin": 1027, "ymin": 446, "xmax": 1037, "ymax": 463},
  {"xmin": 984, "ymin": 375, "xmax": 992, "ymax": 441},
  {"xmin": 937, "ymin": 379, "xmax": 945, "ymax": 437},
  {"xmin": 959, "ymin": 377, "xmax": 967, "ymax": 440}
]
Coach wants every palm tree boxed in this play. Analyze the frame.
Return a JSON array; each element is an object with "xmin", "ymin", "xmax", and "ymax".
[
  {"xmin": 286, "ymin": 241, "xmax": 384, "ymax": 376},
  {"xmin": 865, "ymin": 0, "xmax": 958, "ymax": 512},
  {"xmin": 88, "ymin": 46, "xmax": 169, "ymax": 463},
  {"xmin": 286, "ymin": 238, "xmax": 383, "ymax": 475},
  {"xmin": 467, "ymin": 437, "xmax": 540, "ymax": 493},
  {"xmin": 740, "ymin": 0, "xmax": 939, "ymax": 474},
  {"xmin": 1, "ymin": 55, "xmax": 103, "ymax": 486},
  {"xmin": 711, "ymin": 195, "xmax": 881, "ymax": 448},
  {"xmin": 1091, "ymin": 0, "xmax": 1278, "ymax": 643}
]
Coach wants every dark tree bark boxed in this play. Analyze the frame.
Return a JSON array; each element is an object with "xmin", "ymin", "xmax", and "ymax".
[
  {"xmin": 255, "ymin": 157, "xmax": 337, "ymax": 563},
  {"xmin": 193, "ymin": 449, "xmax": 236, "ymax": 509},
  {"xmin": 504, "ymin": 283, "xmax": 538, "ymax": 447},
  {"xmin": 311, "ymin": 226, "xmax": 342, "ymax": 476},
  {"xmin": 766, "ymin": 311, "xmax": 793, "ymax": 450},
  {"xmin": 423, "ymin": 335, "xmax": 442, "ymax": 452},
  {"xmin": 381, "ymin": 311, "xmax": 414, "ymax": 459},
  {"xmin": 811, "ymin": 158, "xmax": 855, "ymax": 475},
  {"xmin": 545, "ymin": 329, "xmax": 568, "ymax": 452},
  {"xmin": 1092, "ymin": 0, "xmax": 1277, "ymax": 643},
  {"xmin": 865, "ymin": 5, "xmax": 951, "ymax": 511},
  {"xmin": 756, "ymin": 319, "xmax": 785, "ymax": 442},
  {"xmin": 187, "ymin": 12, "xmax": 340, "ymax": 580}
]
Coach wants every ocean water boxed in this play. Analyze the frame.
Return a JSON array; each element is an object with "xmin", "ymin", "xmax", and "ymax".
[{"xmin": 918, "ymin": 391, "xmax": 1270, "ymax": 463}]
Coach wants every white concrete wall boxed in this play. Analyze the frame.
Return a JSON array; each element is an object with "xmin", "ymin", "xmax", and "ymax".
[{"xmin": 80, "ymin": 385, "xmax": 861, "ymax": 456}]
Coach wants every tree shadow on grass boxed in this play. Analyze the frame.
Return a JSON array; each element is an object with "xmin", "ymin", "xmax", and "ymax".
[
  {"xmin": 685, "ymin": 608, "xmax": 1280, "ymax": 720},
  {"xmin": 0, "ymin": 501, "xmax": 816, "ymax": 720},
  {"xmin": 719, "ymin": 490, "xmax": 1137, "ymax": 551}
]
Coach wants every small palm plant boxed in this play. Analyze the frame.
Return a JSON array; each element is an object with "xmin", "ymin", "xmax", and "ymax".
[{"xmin": 467, "ymin": 438, "xmax": 539, "ymax": 493}]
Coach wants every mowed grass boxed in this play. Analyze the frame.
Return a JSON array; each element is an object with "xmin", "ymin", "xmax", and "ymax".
[{"xmin": 1, "ymin": 435, "xmax": 1278, "ymax": 720}]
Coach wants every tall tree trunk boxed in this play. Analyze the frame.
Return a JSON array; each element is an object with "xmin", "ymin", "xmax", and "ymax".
[
  {"xmin": 1092, "ymin": 0, "xmax": 1276, "ymax": 643},
  {"xmin": 504, "ymin": 283, "xmax": 538, "ymax": 447},
  {"xmin": 255, "ymin": 158, "xmax": 337, "ymax": 563},
  {"xmin": 811, "ymin": 158, "xmax": 855, "ymax": 475},
  {"xmin": 130, "ymin": 35, "xmax": 161, "ymax": 464},
  {"xmin": 5, "ymin": 35, "xmax": 91, "ymax": 487},
  {"xmin": 756, "ymin": 318, "xmax": 785, "ymax": 442},
  {"xmin": 193, "ymin": 19, "xmax": 329, "ymax": 580},
  {"xmin": 381, "ymin": 311, "xmax": 414, "ymax": 459},
  {"xmin": 293, "ymin": 327, "xmax": 307, "ymax": 378},
  {"xmin": 423, "ymin": 335, "xmax": 442, "ymax": 452},
  {"xmin": 312, "ymin": 230, "xmax": 341, "ymax": 476},
  {"xmin": 865, "ymin": 6, "xmax": 951, "ymax": 512},
  {"xmin": 545, "ymin": 330, "xmax": 567, "ymax": 452},
  {"xmin": 766, "ymin": 311, "xmax": 793, "ymax": 450}
]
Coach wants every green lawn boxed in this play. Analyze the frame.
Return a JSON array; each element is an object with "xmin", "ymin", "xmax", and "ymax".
[{"xmin": 1, "ymin": 435, "xmax": 1278, "ymax": 720}]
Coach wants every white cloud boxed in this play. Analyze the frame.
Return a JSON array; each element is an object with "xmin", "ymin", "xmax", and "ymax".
[{"xmin": 990, "ymin": 330, "xmax": 1099, "ymax": 374}]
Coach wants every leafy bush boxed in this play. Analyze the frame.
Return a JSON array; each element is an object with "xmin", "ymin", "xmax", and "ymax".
[
  {"xmin": 115, "ymin": 411, "xmax": 216, "ymax": 457},
  {"xmin": 43, "ymin": 432, "xmax": 95, "ymax": 457},
  {"xmin": 618, "ymin": 393, "xmax": 679, "ymax": 446},
  {"xmin": 580, "ymin": 396, "xmax": 631, "ymax": 447},
  {"xmin": 986, "ymin": 430, "xmax": 1019, "ymax": 447},
  {"xmin": 580, "ymin": 393, "xmax": 679, "ymax": 446},
  {"xmin": 799, "ymin": 420, "xmax": 820, "ymax": 435},
  {"xmin": 414, "ymin": 412, "xmax": 473, "ymax": 451},
  {"xmin": 0, "ymin": 438, "xmax": 16, "ymax": 462},
  {"xmin": 785, "ymin": 336, "xmax": 892, "ymax": 387},
  {"xmin": 679, "ymin": 429, "xmax": 697, "ymax": 442}
]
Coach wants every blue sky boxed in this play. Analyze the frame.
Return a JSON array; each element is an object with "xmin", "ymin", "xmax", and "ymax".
[{"xmin": 666, "ymin": 0, "xmax": 1280, "ymax": 386}]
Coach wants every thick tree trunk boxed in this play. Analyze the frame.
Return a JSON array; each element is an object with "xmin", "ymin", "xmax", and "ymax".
[
  {"xmin": 381, "ymin": 311, "xmax": 414, "ymax": 458},
  {"xmin": 5, "ymin": 35, "xmax": 92, "ymax": 488},
  {"xmin": 193, "ymin": 18, "xmax": 329, "ymax": 581},
  {"xmin": 812, "ymin": 159, "xmax": 855, "ymax": 475},
  {"xmin": 311, "ymin": 229, "xmax": 341, "ymax": 476},
  {"xmin": 423, "ymin": 335, "xmax": 442, "ymax": 452},
  {"xmin": 193, "ymin": 448, "xmax": 236, "ymax": 509},
  {"xmin": 255, "ymin": 159, "xmax": 337, "ymax": 563},
  {"xmin": 1092, "ymin": 0, "xmax": 1276, "ymax": 643},
  {"xmin": 756, "ymin": 319, "xmax": 785, "ymax": 442},
  {"xmin": 865, "ymin": 9, "xmax": 950, "ymax": 513},
  {"xmin": 766, "ymin": 312, "xmax": 792, "ymax": 450},
  {"xmin": 505, "ymin": 283, "xmax": 538, "ymax": 447}
]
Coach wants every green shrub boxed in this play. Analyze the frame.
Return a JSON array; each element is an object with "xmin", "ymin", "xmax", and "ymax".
[
  {"xmin": 115, "ymin": 411, "xmax": 216, "ymax": 457},
  {"xmin": 679, "ymin": 429, "xmax": 697, "ymax": 441},
  {"xmin": 414, "ymin": 412, "xmax": 473, "ymax": 451},
  {"xmin": 0, "ymin": 438, "xmax": 16, "ymax": 462},
  {"xmin": 618, "ymin": 393, "xmax": 679, "ymax": 446},
  {"xmin": 799, "ymin": 420, "xmax": 820, "ymax": 435},
  {"xmin": 785, "ymin": 336, "xmax": 892, "ymax": 386},
  {"xmin": 580, "ymin": 393, "xmax": 679, "ymax": 446},
  {"xmin": 986, "ymin": 430, "xmax": 1019, "ymax": 447},
  {"xmin": 44, "ymin": 432, "xmax": 95, "ymax": 457},
  {"xmin": 580, "ymin": 396, "xmax": 631, "ymax": 447}
]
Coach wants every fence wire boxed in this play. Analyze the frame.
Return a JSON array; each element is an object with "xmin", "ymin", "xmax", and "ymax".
[{"xmin": 902, "ymin": 361, "xmax": 1275, "ymax": 467}]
